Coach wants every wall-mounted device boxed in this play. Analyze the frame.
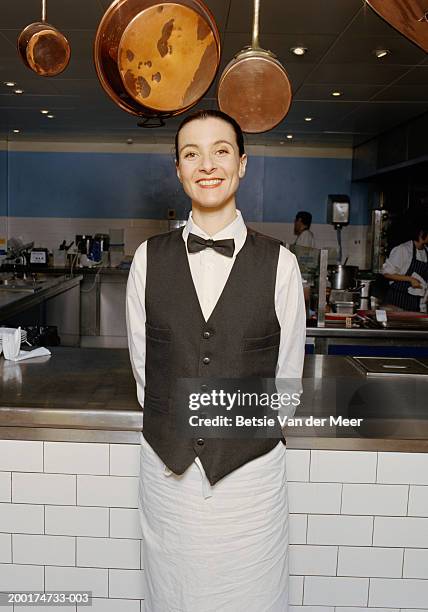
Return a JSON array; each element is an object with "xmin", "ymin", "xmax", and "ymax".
[
  {"xmin": 327, "ymin": 195, "xmax": 350, "ymax": 264},
  {"xmin": 327, "ymin": 194, "xmax": 350, "ymax": 228}
]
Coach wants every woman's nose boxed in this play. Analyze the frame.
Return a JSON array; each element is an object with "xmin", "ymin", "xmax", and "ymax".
[{"xmin": 198, "ymin": 153, "xmax": 216, "ymax": 172}]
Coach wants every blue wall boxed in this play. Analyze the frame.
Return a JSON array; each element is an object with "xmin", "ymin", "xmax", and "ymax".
[
  {"xmin": 0, "ymin": 151, "xmax": 7, "ymax": 217},
  {"xmin": 7, "ymin": 150, "xmax": 368, "ymax": 224}
]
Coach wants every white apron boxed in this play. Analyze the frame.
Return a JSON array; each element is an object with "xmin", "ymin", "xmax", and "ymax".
[{"xmin": 138, "ymin": 433, "xmax": 289, "ymax": 612}]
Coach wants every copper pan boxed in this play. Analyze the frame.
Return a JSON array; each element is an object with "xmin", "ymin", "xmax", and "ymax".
[
  {"xmin": 217, "ymin": 0, "xmax": 292, "ymax": 134},
  {"xmin": 94, "ymin": 0, "xmax": 221, "ymax": 123},
  {"xmin": 17, "ymin": 0, "xmax": 71, "ymax": 77},
  {"xmin": 365, "ymin": 0, "xmax": 428, "ymax": 53}
]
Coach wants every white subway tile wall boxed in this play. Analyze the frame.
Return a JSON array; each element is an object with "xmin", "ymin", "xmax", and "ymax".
[
  {"xmin": 0, "ymin": 470, "xmax": 11, "ymax": 501},
  {"xmin": 0, "ymin": 532, "xmax": 11, "ymax": 563},
  {"xmin": 4, "ymin": 216, "xmax": 371, "ymax": 268},
  {"xmin": 1, "ymin": 444, "xmax": 428, "ymax": 609}
]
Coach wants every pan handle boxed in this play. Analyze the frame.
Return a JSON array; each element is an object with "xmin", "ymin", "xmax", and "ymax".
[
  {"xmin": 137, "ymin": 117, "xmax": 166, "ymax": 128},
  {"xmin": 252, "ymin": 0, "xmax": 261, "ymax": 49}
]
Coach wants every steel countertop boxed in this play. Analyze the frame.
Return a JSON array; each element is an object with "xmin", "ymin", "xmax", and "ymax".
[{"xmin": 0, "ymin": 348, "xmax": 427, "ymax": 451}]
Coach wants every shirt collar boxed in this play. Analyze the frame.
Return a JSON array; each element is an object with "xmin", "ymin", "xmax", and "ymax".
[{"xmin": 182, "ymin": 209, "xmax": 247, "ymax": 254}]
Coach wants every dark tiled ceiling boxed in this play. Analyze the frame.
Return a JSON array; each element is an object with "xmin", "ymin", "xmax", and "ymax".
[{"xmin": 0, "ymin": 0, "xmax": 427, "ymax": 145}]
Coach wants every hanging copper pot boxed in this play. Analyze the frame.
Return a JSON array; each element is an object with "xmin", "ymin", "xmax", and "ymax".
[
  {"xmin": 94, "ymin": 0, "xmax": 221, "ymax": 124},
  {"xmin": 365, "ymin": 0, "xmax": 428, "ymax": 53},
  {"xmin": 217, "ymin": 0, "xmax": 292, "ymax": 134},
  {"xmin": 17, "ymin": 0, "xmax": 71, "ymax": 77}
]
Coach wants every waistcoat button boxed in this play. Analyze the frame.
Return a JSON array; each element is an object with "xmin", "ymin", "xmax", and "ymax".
[
  {"xmin": 196, "ymin": 438, "xmax": 205, "ymax": 446},
  {"xmin": 202, "ymin": 356, "xmax": 210, "ymax": 364},
  {"xmin": 203, "ymin": 331, "xmax": 211, "ymax": 339}
]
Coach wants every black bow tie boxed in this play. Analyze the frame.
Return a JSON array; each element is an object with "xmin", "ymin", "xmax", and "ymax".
[{"xmin": 187, "ymin": 233, "xmax": 235, "ymax": 258}]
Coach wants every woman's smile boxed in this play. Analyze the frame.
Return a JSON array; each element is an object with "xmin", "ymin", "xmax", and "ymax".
[{"xmin": 196, "ymin": 178, "xmax": 224, "ymax": 188}]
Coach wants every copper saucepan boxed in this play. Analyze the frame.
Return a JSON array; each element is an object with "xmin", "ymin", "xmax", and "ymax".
[
  {"xmin": 365, "ymin": 0, "xmax": 428, "ymax": 53},
  {"xmin": 94, "ymin": 0, "xmax": 221, "ymax": 123},
  {"xmin": 217, "ymin": 0, "xmax": 292, "ymax": 133},
  {"xmin": 17, "ymin": 0, "xmax": 71, "ymax": 77}
]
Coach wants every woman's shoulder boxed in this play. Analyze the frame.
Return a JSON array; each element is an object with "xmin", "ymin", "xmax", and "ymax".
[{"xmin": 246, "ymin": 225, "xmax": 283, "ymax": 247}]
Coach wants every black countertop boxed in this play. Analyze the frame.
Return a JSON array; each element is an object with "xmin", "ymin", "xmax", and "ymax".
[{"xmin": 0, "ymin": 348, "xmax": 427, "ymax": 450}]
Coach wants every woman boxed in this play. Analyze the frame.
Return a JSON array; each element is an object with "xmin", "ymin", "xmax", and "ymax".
[
  {"xmin": 126, "ymin": 109, "xmax": 306, "ymax": 611},
  {"xmin": 382, "ymin": 219, "xmax": 428, "ymax": 311}
]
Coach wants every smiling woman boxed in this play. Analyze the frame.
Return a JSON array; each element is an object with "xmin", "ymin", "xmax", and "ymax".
[
  {"xmin": 126, "ymin": 108, "xmax": 306, "ymax": 611},
  {"xmin": 174, "ymin": 109, "xmax": 247, "ymax": 217}
]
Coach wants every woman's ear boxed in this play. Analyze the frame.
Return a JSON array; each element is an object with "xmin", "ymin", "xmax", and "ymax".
[{"xmin": 238, "ymin": 154, "xmax": 248, "ymax": 178}]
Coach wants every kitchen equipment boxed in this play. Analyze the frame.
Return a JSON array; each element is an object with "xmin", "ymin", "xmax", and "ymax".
[
  {"xmin": 29, "ymin": 248, "xmax": 49, "ymax": 266},
  {"xmin": 366, "ymin": 0, "xmax": 428, "ymax": 53},
  {"xmin": 371, "ymin": 204, "xmax": 390, "ymax": 273},
  {"xmin": 328, "ymin": 264, "xmax": 359, "ymax": 290},
  {"xmin": 358, "ymin": 279, "xmax": 372, "ymax": 299},
  {"xmin": 17, "ymin": 0, "xmax": 71, "ymax": 76},
  {"xmin": 76, "ymin": 235, "xmax": 93, "ymax": 255},
  {"xmin": 94, "ymin": 233, "xmax": 110, "ymax": 251},
  {"xmin": 217, "ymin": 0, "xmax": 292, "ymax": 133},
  {"xmin": 327, "ymin": 194, "xmax": 350, "ymax": 264},
  {"xmin": 94, "ymin": 0, "xmax": 220, "ymax": 123},
  {"xmin": 334, "ymin": 301, "xmax": 355, "ymax": 315},
  {"xmin": 352, "ymin": 356, "xmax": 428, "ymax": 377}
]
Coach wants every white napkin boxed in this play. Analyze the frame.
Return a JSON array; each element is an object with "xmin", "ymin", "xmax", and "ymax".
[
  {"xmin": 408, "ymin": 272, "xmax": 427, "ymax": 297},
  {"xmin": 8, "ymin": 347, "xmax": 51, "ymax": 362}
]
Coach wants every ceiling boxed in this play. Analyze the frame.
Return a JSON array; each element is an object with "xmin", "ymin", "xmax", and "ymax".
[{"xmin": 1, "ymin": 0, "xmax": 428, "ymax": 146}]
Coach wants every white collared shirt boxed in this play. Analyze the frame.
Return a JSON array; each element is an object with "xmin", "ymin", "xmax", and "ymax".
[
  {"xmin": 126, "ymin": 209, "xmax": 306, "ymax": 415},
  {"xmin": 293, "ymin": 228, "xmax": 315, "ymax": 248},
  {"xmin": 382, "ymin": 240, "xmax": 428, "ymax": 280}
]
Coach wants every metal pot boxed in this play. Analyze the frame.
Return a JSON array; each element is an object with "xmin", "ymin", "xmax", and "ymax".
[
  {"xmin": 328, "ymin": 265, "xmax": 359, "ymax": 290},
  {"xmin": 358, "ymin": 279, "xmax": 372, "ymax": 298},
  {"xmin": 17, "ymin": 0, "xmax": 71, "ymax": 77},
  {"xmin": 94, "ymin": 0, "xmax": 220, "ymax": 122},
  {"xmin": 217, "ymin": 0, "xmax": 292, "ymax": 133}
]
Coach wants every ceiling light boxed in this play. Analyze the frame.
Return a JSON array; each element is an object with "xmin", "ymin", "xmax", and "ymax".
[
  {"xmin": 47, "ymin": 114, "xmax": 55, "ymax": 119},
  {"xmin": 12, "ymin": 129, "xmax": 20, "ymax": 134},
  {"xmin": 4, "ymin": 81, "xmax": 16, "ymax": 87},
  {"xmin": 304, "ymin": 117, "xmax": 313, "ymax": 122},
  {"xmin": 290, "ymin": 46, "xmax": 307, "ymax": 56},
  {"xmin": 331, "ymin": 91, "xmax": 342, "ymax": 97},
  {"xmin": 286, "ymin": 134, "xmax": 293, "ymax": 139},
  {"xmin": 374, "ymin": 49, "xmax": 390, "ymax": 59},
  {"xmin": 13, "ymin": 89, "xmax": 24, "ymax": 95},
  {"xmin": 40, "ymin": 109, "xmax": 49, "ymax": 114}
]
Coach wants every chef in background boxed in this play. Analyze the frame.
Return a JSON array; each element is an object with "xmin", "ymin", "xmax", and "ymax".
[
  {"xmin": 293, "ymin": 210, "xmax": 315, "ymax": 248},
  {"xmin": 382, "ymin": 217, "xmax": 428, "ymax": 311}
]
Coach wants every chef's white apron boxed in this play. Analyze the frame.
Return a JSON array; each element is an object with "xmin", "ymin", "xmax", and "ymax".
[{"xmin": 138, "ymin": 434, "xmax": 289, "ymax": 612}]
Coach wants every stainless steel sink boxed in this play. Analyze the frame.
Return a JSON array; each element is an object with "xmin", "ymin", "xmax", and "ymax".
[{"xmin": 0, "ymin": 278, "xmax": 45, "ymax": 292}]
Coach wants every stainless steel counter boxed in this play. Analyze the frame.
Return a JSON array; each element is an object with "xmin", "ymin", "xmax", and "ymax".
[
  {"xmin": 0, "ymin": 348, "xmax": 427, "ymax": 451},
  {"xmin": 0, "ymin": 275, "xmax": 83, "ymax": 321}
]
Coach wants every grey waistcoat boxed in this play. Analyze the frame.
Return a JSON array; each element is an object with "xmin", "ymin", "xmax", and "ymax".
[{"xmin": 143, "ymin": 226, "xmax": 284, "ymax": 485}]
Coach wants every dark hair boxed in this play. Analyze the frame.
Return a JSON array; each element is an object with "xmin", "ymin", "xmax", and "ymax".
[
  {"xmin": 295, "ymin": 211, "xmax": 312, "ymax": 228},
  {"xmin": 174, "ymin": 109, "xmax": 245, "ymax": 162},
  {"xmin": 409, "ymin": 216, "xmax": 428, "ymax": 241}
]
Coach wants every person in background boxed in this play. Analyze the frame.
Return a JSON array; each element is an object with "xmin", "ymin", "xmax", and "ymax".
[
  {"xmin": 293, "ymin": 210, "xmax": 315, "ymax": 247},
  {"xmin": 126, "ymin": 109, "xmax": 306, "ymax": 611},
  {"xmin": 382, "ymin": 218, "xmax": 428, "ymax": 311}
]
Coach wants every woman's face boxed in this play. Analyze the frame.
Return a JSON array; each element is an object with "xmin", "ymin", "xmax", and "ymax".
[{"xmin": 176, "ymin": 117, "xmax": 247, "ymax": 209}]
